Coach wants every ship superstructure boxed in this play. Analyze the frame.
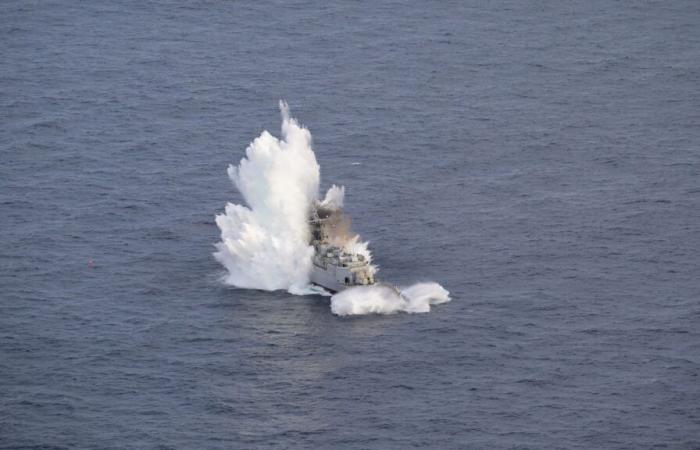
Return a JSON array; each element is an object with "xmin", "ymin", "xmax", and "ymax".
[{"xmin": 309, "ymin": 205, "xmax": 375, "ymax": 292}]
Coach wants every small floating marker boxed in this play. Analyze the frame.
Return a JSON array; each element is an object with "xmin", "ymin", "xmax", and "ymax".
[{"xmin": 88, "ymin": 259, "xmax": 94, "ymax": 268}]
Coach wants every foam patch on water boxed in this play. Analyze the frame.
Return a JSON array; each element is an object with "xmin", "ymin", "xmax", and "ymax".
[{"xmin": 331, "ymin": 282, "xmax": 451, "ymax": 316}]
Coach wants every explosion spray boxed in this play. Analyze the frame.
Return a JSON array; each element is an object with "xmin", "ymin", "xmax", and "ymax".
[{"xmin": 214, "ymin": 102, "xmax": 450, "ymax": 315}]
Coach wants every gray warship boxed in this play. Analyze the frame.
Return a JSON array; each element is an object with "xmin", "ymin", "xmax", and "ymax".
[{"xmin": 308, "ymin": 204, "xmax": 376, "ymax": 293}]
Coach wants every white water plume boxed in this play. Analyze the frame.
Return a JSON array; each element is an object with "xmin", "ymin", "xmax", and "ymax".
[
  {"xmin": 214, "ymin": 101, "xmax": 318, "ymax": 293},
  {"xmin": 320, "ymin": 184, "xmax": 344, "ymax": 210},
  {"xmin": 214, "ymin": 102, "xmax": 450, "ymax": 315}
]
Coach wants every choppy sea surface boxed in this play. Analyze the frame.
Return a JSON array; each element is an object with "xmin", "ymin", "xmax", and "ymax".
[{"xmin": 2, "ymin": 1, "xmax": 700, "ymax": 448}]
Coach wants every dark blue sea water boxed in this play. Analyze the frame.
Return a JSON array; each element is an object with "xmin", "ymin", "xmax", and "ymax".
[{"xmin": 2, "ymin": 1, "xmax": 700, "ymax": 448}]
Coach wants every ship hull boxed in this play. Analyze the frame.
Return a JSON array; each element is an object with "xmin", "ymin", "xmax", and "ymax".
[{"xmin": 309, "ymin": 263, "xmax": 345, "ymax": 293}]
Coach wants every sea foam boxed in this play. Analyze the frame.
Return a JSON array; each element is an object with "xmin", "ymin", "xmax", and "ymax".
[{"xmin": 330, "ymin": 282, "xmax": 451, "ymax": 316}]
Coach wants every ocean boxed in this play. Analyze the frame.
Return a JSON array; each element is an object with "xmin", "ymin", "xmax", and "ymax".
[{"xmin": 2, "ymin": 1, "xmax": 699, "ymax": 448}]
